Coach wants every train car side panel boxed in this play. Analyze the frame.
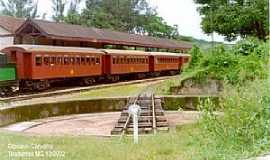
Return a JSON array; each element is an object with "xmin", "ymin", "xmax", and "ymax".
[
  {"xmin": 153, "ymin": 56, "xmax": 180, "ymax": 72},
  {"xmin": 31, "ymin": 52, "xmax": 103, "ymax": 80},
  {"xmin": 110, "ymin": 55, "xmax": 149, "ymax": 75}
]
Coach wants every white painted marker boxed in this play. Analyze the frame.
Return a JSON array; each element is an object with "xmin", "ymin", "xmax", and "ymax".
[{"xmin": 128, "ymin": 104, "xmax": 141, "ymax": 144}]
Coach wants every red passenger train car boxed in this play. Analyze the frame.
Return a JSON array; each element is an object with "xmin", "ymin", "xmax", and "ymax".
[
  {"xmin": 1, "ymin": 45, "xmax": 191, "ymax": 91},
  {"xmin": 2, "ymin": 45, "xmax": 104, "ymax": 90},
  {"xmin": 149, "ymin": 52, "xmax": 185, "ymax": 76},
  {"xmin": 102, "ymin": 49, "xmax": 150, "ymax": 81}
]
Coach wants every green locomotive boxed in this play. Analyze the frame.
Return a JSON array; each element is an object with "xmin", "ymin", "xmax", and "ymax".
[{"xmin": 0, "ymin": 53, "xmax": 18, "ymax": 96}]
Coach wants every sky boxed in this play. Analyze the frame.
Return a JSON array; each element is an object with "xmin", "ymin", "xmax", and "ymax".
[{"xmin": 37, "ymin": 0, "xmax": 226, "ymax": 42}]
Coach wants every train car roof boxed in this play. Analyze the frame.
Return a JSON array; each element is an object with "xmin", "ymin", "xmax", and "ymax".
[
  {"xmin": 148, "ymin": 52, "xmax": 190, "ymax": 57},
  {"xmin": 180, "ymin": 53, "xmax": 192, "ymax": 57},
  {"xmin": 1, "ymin": 45, "xmax": 105, "ymax": 54},
  {"xmin": 101, "ymin": 49, "xmax": 150, "ymax": 56}
]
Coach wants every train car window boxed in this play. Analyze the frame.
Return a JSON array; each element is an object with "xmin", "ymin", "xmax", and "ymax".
[
  {"xmin": 76, "ymin": 57, "xmax": 80, "ymax": 65},
  {"xmin": 96, "ymin": 57, "xmax": 100, "ymax": 64},
  {"xmin": 113, "ymin": 58, "xmax": 116, "ymax": 64},
  {"xmin": 52, "ymin": 57, "xmax": 57, "ymax": 64},
  {"xmin": 64, "ymin": 57, "xmax": 69, "ymax": 65},
  {"xmin": 91, "ymin": 57, "xmax": 95, "ymax": 65},
  {"xmin": 49, "ymin": 57, "xmax": 53, "ymax": 64},
  {"xmin": 44, "ymin": 57, "xmax": 49, "ymax": 65},
  {"xmin": 71, "ymin": 57, "xmax": 75, "ymax": 65},
  {"xmin": 81, "ymin": 57, "xmax": 86, "ymax": 65},
  {"xmin": 0, "ymin": 55, "xmax": 7, "ymax": 65},
  {"xmin": 57, "ymin": 57, "xmax": 62, "ymax": 64},
  {"xmin": 119, "ymin": 58, "xmax": 122, "ymax": 64},
  {"xmin": 35, "ymin": 56, "xmax": 42, "ymax": 66},
  {"xmin": 86, "ymin": 57, "xmax": 91, "ymax": 65}
]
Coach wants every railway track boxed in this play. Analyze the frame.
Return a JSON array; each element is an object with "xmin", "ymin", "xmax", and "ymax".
[
  {"xmin": 0, "ymin": 75, "xmax": 178, "ymax": 103},
  {"xmin": 111, "ymin": 91, "xmax": 169, "ymax": 135}
]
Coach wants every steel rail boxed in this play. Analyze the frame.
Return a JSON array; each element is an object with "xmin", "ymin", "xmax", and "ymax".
[
  {"xmin": 0, "ymin": 75, "xmax": 176, "ymax": 103},
  {"xmin": 151, "ymin": 94, "xmax": 157, "ymax": 134}
]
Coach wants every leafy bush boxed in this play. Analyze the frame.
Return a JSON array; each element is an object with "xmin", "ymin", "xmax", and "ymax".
[
  {"xmin": 199, "ymin": 79, "xmax": 270, "ymax": 158},
  {"xmin": 187, "ymin": 38, "xmax": 269, "ymax": 85},
  {"xmin": 188, "ymin": 45, "xmax": 203, "ymax": 67}
]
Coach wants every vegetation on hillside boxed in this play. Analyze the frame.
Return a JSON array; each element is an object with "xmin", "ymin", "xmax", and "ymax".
[
  {"xmin": 198, "ymin": 79, "xmax": 270, "ymax": 159},
  {"xmin": 188, "ymin": 38, "xmax": 269, "ymax": 85},
  {"xmin": 187, "ymin": 37, "xmax": 270, "ymax": 159}
]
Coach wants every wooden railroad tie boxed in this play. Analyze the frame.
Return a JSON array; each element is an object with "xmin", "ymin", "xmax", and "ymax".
[{"xmin": 111, "ymin": 95, "xmax": 169, "ymax": 135}]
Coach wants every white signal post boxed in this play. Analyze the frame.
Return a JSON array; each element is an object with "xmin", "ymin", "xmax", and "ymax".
[{"xmin": 128, "ymin": 104, "xmax": 141, "ymax": 144}]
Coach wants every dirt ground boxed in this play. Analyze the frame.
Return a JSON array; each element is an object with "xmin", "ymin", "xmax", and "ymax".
[{"xmin": 2, "ymin": 111, "xmax": 201, "ymax": 137}]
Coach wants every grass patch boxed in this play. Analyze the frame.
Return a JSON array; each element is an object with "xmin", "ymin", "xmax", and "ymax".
[
  {"xmin": 153, "ymin": 68, "xmax": 206, "ymax": 95},
  {"xmin": 0, "ymin": 122, "xmax": 262, "ymax": 160},
  {"xmin": 77, "ymin": 83, "xmax": 149, "ymax": 98},
  {"xmin": 0, "ymin": 124, "xmax": 205, "ymax": 160}
]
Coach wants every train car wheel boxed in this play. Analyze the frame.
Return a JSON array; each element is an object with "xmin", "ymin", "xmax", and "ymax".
[
  {"xmin": 35, "ymin": 80, "xmax": 50, "ymax": 91},
  {"xmin": 83, "ymin": 78, "xmax": 95, "ymax": 86},
  {"xmin": 137, "ymin": 73, "xmax": 146, "ymax": 79},
  {"xmin": 169, "ymin": 71, "xmax": 177, "ymax": 76}
]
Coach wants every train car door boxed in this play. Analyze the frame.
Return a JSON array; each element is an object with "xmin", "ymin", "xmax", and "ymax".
[
  {"xmin": 23, "ymin": 52, "xmax": 32, "ymax": 79},
  {"xmin": 149, "ymin": 56, "xmax": 155, "ymax": 72},
  {"xmin": 102, "ymin": 54, "xmax": 111, "ymax": 75}
]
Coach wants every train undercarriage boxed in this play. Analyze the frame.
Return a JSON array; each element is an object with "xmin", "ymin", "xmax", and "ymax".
[
  {"xmin": 1, "ymin": 70, "xmax": 180, "ymax": 96},
  {"xmin": 0, "ymin": 80, "xmax": 19, "ymax": 97}
]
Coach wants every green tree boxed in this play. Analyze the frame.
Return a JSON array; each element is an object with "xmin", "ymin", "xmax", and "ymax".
[
  {"xmin": 80, "ymin": 0, "xmax": 180, "ymax": 39},
  {"xmin": 194, "ymin": 0, "xmax": 269, "ymax": 41},
  {"xmin": 64, "ymin": 0, "xmax": 81, "ymax": 24},
  {"xmin": 136, "ymin": 15, "xmax": 180, "ymax": 39},
  {"xmin": 0, "ymin": 0, "xmax": 38, "ymax": 18},
  {"xmin": 52, "ymin": 0, "xmax": 66, "ymax": 22}
]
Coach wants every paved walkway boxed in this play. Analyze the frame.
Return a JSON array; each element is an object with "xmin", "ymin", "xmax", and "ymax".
[{"xmin": 1, "ymin": 111, "xmax": 201, "ymax": 136}]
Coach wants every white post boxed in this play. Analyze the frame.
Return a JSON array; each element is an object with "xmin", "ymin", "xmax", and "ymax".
[
  {"xmin": 133, "ymin": 114, "xmax": 138, "ymax": 144},
  {"xmin": 128, "ymin": 104, "xmax": 141, "ymax": 144}
]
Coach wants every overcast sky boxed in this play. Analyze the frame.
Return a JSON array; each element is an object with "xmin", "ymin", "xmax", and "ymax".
[{"xmin": 37, "ymin": 0, "xmax": 226, "ymax": 42}]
